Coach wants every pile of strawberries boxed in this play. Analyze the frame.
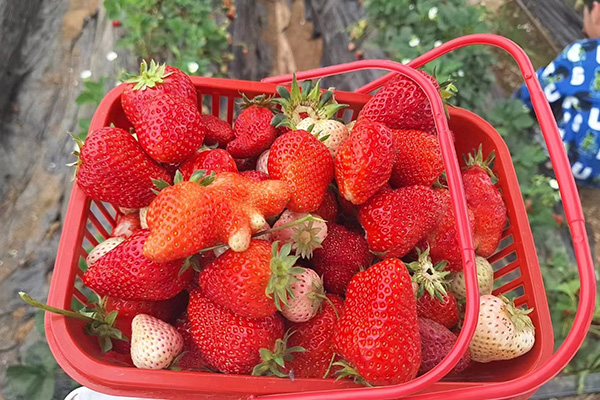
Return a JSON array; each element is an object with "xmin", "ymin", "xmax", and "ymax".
[{"xmin": 28, "ymin": 60, "xmax": 537, "ymax": 386}]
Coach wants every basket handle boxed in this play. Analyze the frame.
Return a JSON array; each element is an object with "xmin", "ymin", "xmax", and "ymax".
[{"xmin": 258, "ymin": 34, "xmax": 596, "ymax": 400}]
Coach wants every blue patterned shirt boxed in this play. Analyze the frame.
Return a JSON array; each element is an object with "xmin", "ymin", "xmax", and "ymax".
[{"xmin": 515, "ymin": 38, "xmax": 600, "ymax": 188}]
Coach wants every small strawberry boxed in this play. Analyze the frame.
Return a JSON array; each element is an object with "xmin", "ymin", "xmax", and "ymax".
[
  {"xmin": 240, "ymin": 170, "xmax": 269, "ymax": 181},
  {"xmin": 201, "ymin": 114, "xmax": 235, "ymax": 147},
  {"xmin": 312, "ymin": 189, "xmax": 338, "ymax": 223},
  {"xmin": 86, "ymin": 237, "xmax": 125, "ymax": 268},
  {"xmin": 122, "ymin": 60, "xmax": 198, "ymax": 126},
  {"xmin": 311, "ymin": 223, "xmax": 372, "ymax": 295},
  {"xmin": 173, "ymin": 314, "xmax": 210, "ymax": 371},
  {"xmin": 450, "ymin": 256, "xmax": 495, "ymax": 300},
  {"xmin": 390, "ymin": 129, "xmax": 444, "ymax": 187},
  {"xmin": 227, "ymin": 95, "xmax": 277, "ymax": 158},
  {"xmin": 84, "ymin": 229, "xmax": 192, "ymax": 301},
  {"xmin": 72, "ymin": 127, "xmax": 172, "ymax": 209},
  {"xmin": 418, "ymin": 318, "xmax": 471, "ymax": 375},
  {"xmin": 113, "ymin": 213, "xmax": 142, "ymax": 238},
  {"xmin": 470, "ymin": 295, "xmax": 535, "ymax": 363},
  {"xmin": 256, "ymin": 149, "xmax": 270, "ymax": 176},
  {"xmin": 334, "ymin": 259, "xmax": 420, "ymax": 386},
  {"xmin": 271, "ymin": 209, "xmax": 328, "ymax": 259},
  {"xmin": 130, "ymin": 314, "xmax": 184, "ymax": 369},
  {"xmin": 358, "ymin": 185, "xmax": 443, "ymax": 258},
  {"xmin": 188, "ymin": 290, "xmax": 284, "ymax": 374},
  {"xmin": 135, "ymin": 92, "xmax": 205, "ymax": 163},
  {"xmin": 335, "ymin": 120, "xmax": 395, "ymax": 205},
  {"xmin": 463, "ymin": 146, "xmax": 508, "ymax": 257},
  {"xmin": 281, "ymin": 268, "xmax": 326, "ymax": 323},
  {"xmin": 179, "ymin": 148, "xmax": 238, "ymax": 180},
  {"xmin": 268, "ymin": 130, "xmax": 334, "ymax": 212}
]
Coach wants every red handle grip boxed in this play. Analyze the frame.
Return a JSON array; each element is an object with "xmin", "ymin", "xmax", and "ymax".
[{"xmin": 259, "ymin": 33, "xmax": 596, "ymax": 400}]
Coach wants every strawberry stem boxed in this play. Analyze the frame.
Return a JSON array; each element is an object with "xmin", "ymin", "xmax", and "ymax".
[
  {"xmin": 19, "ymin": 292, "xmax": 95, "ymax": 322},
  {"xmin": 323, "ymin": 352, "xmax": 337, "ymax": 379}
]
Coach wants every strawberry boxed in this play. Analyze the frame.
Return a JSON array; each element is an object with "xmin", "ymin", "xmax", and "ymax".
[
  {"xmin": 174, "ymin": 314, "xmax": 210, "ymax": 371},
  {"xmin": 84, "ymin": 229, "xmax": 192, "ymax": 300},
  {"xmin": 121, "ymin": 60, "xmax": 197, "ymax": 126},
  {"xmin": 130, "ymin": 314, "xmax": 184, "ymax": 369},
  {"xmin": 358, "ymin": 185, "xmax": 443, "ymax": 258},
  {"xmin": 335, "ymin": 120, "xmax": 395, "ymax": 205},
  {"xmin": 135, "ymin": 92, "xmax": 205, "ymax": 163},
  {"xmin": 313, "ymin": 189, "xmax": 338, "ymax": 223},
  {"xmin": 240, "ymin": 170, "xmax": 269, "ymax": 181},
  {"xmin": 463, "ymin": 147, "xmax": 508, "ymax": 257},
  {"xmin": 268, "ymin": 130, "xmax": 334, "ymax": 212},
  {"xmin": 357, "ymin": 70, "xmax": 455, "ymax": 133},
  {"xmin": 281, "ymin": 268, "xmax": 325, "ymax": 323},
  {"xmin": 139, "ymin": 206, "xmax": 148, "ymax": 229},
  {"xmin": 311, "ymin": 223, "xmax": 372, "ymax": 295},
  {"xmin": 469, "ymin": 295, "xmax": 535, "ymax": 363},
  {"xmin": 334, "ymin": 259, "xmax": 420, "ymax": 386},
  {"xmin": 201, "ymin": 114, "xmax": 235, "ymax": 147},
  {"xmin": 187, "ymin": 290, "xmax": 285, "ymax": 374},
  {"xmin": 86, "ymin": 237, "xmax": 125, "ymax": 268},
  {"xmin": 73, "ymin": 127, "xmax": 172, "ymax": 209},
  {"xmin": 390, "ymin": 129, "xmax": 444, "ymax": 187},
  {"xmin": 296, "ymin": 118, "xmax": 350, "ymax": 158},
  {"xmin": 256, "ymin": 149, "xmax": 270, "ymax": 176},
  {"xmin": 418, "ymin": 318, "xmax": 471, "ymax": 375},
  {"xmin": 450, "ymin": 255, "xmax": 495, "ymax": 300},
  {"xmin": 234, "ymin": 156, "xmax": 258, "ymax": 171},
  {"xmin": 271, "ymin": 209, "xmax": 328, "ymax": 258},
  {"xmin": 227, "ymin": 95, "xmax": 277, "ymax": 158},
  {"xmin": 179, "ymin": 148, "xmax": 238, "ymax": 180},
  {"xmin": 113, "ymin": 213, "xmax": 142, "ymax": 238}
]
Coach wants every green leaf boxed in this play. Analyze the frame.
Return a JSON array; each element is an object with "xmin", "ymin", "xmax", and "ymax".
[
  {"xmin": 4, "ymin": 364, "xmax": 55, "ymax": 400},
  {"xmin": 24, "ymin": 342, "xmax": 57, "ymax": 371}
]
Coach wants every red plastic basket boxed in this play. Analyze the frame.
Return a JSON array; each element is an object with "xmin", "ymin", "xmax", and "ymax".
[{"xmin": 46, "ymin": 34, "xmax": 596, "ymax": 400}]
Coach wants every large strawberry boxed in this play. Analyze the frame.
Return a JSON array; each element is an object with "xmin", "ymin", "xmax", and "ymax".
[
  {"xmin": 201, "ymin": 114, "xmax": 235, "ymax": 148},
  {"xmin": 463, "ymin": 147, "xmax": 507, "ymax": 257},
  {"xmin": 334, "ymin": 259, "xmax": 420, "ymax": 386},
  {"xmin": 311, "ymin": 223, "xmax": 372, "ymax": 295},
  {"xmin": 390, "ymin": 129, "xmax": 444, "ymax": 188},
  {"xmin": 268, "ymin": 130, "xmax": 334, "ymax": 212},
  {"xmin": 227, "ymin": 95, "xmax": 277, "ymax": 158},
  {"xmin": 179, "ymin": 148, "xmax": 238, "ymax": 180},
  {"xmin": 335, "ymin": 120, "xmax": 395, "ymax": 205},
  {"xmin": 357, "ymin": 185, "xmax": 443, "ymax": 258},
  {"xmin": 357, "ymin": 70, "xmax": 455, "ymax": 133},
  {"xmin": 418, "ymin": 318, "xmax": 471, "ymax": 375},
  {"xmin": 313, "ymin": 188, "xmax": 338, "ymax": 223},
  {"xmin": 121, "ymin": 60, "xmax": 198, "ymax": 126},
  {"xmin": 135, "ymin": 92, "xmax": 205, "ymax": 163},
  {"xmin": 187, "ymin": 290, "xmax": 285, "ymax": 374},
  {"xmin": 73, "ymin": 127, "xmax": 172, "ymax": 209},
  {"xmin": 84, "ymin": 229, "xmax": 192, "ymax": 300}
]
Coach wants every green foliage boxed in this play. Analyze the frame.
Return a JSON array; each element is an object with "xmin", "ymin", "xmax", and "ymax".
[
  {"xmin": 75, "ymin": 77, "xmax": 108, "ymax": 139},
  {"xmin": 104, "ymin": 0, "xmax": 232, "ymax": 76}
]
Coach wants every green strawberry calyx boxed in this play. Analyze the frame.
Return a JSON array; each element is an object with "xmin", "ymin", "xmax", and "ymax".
[
  {"xmin": 407, "ymin": 247, "xmax": 451, "ymax": 301},
  {"xmin": 266, "ymin": 242, "xmax": 304, "ymax": 311},
  {"xmin": 19, "ymin": 292, "xmax": 127, "ymax": 353},
  {"xmin": 463, "ymin": 144, "xmax": 498, "ymax": 182},
  {"xmin": 290, "ymin": 220, "xmax": 325, "ymax": 259},
  {"xmin": 333, "ymin": 360, "xmax": 372, "ymax": 387},
  {"xmin": 251, "ymin": 330, "xmax": 306, "ymax": 378},
  {"xmin": 239, "ymin": 93, "xmax": 279, "ymax": 113},
  {"xmin": 500, "ymin": 295, "xmax": 535, "ymax": 332},
  {"xmin": 151, "ymin": 169, "xmax": 215, "ymax": 195},
  {"xmin": 125, "ymin": 60, "xmax": 174, "ymax": 91},
  {"xmin": 271, "ymin": 74, "xmax": 348, "ymax": 129}
]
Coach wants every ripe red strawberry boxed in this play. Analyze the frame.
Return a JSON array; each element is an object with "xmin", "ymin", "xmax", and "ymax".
[
  {"xmin": 135, "ymin": 92, "xmax": 205, "ymax": 163},
  {"xmin": 268, "ymin": 130, "xmax": 334, "ymax": 212},
  {"xmin": 113, "ymin": 213, "xmax": 142, "ymax": 238},
  {"xmin": 86, "ymin": 237, "xmax": 125, "ymax": 268},
  {"xmin": 284, "ymin": 294, "xmax": 344, "ymax": 378},
  {"xmin": 335, "ymin": 120, "xmax": 395, "ymax": 205},
  {"xmin": 187, "ymin": 290, "xmax": 284, "ymax": 374},
  {"xmin": 240, "ymin": 170, "xmax": 269, "ymax": 181},
  {"xmin": 121, "ymin": 60, "xmax": 198, "ymax": 126},
  {"xmin": 390, "ymin": 129, "xmax": 444, "ymax": 187},
  {"xmin": 313, "ymin": 189, "xmax": 338, "ymax": 223},
  {"xmin": 334, "ymin": 259, "xmax": 420, "ymax": 385},
  {"xmin": 84, "ymin": 229, "xmax": 192, "ymax": 300},
  {"xmin": 418, "ymin": 318, "xmax": 471, "ymax": 375},
  {"xmin": 227, "ymin": 95, "xmax": 277, "ymax": 158},
  {"xmin": 130, "ymin": 314, "xmax": 184, "ymax": 369},
  {"xmin": 73, "ymin": 127, "xmax": 172, "ymax": 209},
  {"xmin": 311, "ymin": 224, "xmax": 372, "ymax": 295},
  {"xmin": 201, "ymin": 114, "xmax": 235, "ymax": 147},
  {"xmin": 234, "ymin": 156, "xmax": 258, "ymax": 171},
  {"xmin": 358, "ymin": 185, "xmax": 443, "ymax": 258},
  {"xmin": 179, "ymin": 149, "xmax": 238, "ymax": 180},
  {"xmin": 357, "ymin": 70, "xmax": 453, "ymax": 133},
  {"xmin": 463, "ymin": 147, "xmax": 507, "ymax": 257},
  {"xmin": 174, "ymin": 314, "xmax": 210, "ymax": 370}
]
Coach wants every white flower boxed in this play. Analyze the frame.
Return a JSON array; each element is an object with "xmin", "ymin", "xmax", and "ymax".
[
  {"xmin": 80, "ymin": 70, "xmax": 92, "ymax": 79},
  {"xmin": 409, "ymin": 36, "xmax": 420, "ymax": 47},
  {"xmin": 401, "ymin": 58, "xmax": 412, "ymax": 65},
  {"xmin": 106, "ymin": 51, "xmax": 118, "ymax": 61},
  {"xmin": 409, "ymin": 4, "xmax": 415, "ymax": 10},
  {"xmin": 434, "ymin": 40, "xmax": 443, "ymax": 48},
  {"xmin": 428, "ymin": 7, "xmax": 439, "ymax": 20},
  {"xmin": 458, "ymin": 70, "xmax": 465, "ymax": 77},
  {"xmin": 549, "ymin": 179, "xmax": 559, "ymax": 190},
  {"xmin": 187, "ymin": 61, "xmax": 199, "ymax": 74}
]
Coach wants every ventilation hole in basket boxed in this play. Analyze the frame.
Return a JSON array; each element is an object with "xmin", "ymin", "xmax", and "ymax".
[
  {"xmin": 90, "ymin": 202, "xmax": 116, "ymax": 237},
  {"xmin": 339, "ymin": 109, "xmax": 353, "ymax": 123},
  {"xmin": 513, "ymin": 295, "xmax": 529, "ymax": 309},
  {"xmin": 74, "ymin": 275, "xmax": 98, "ymax": 304},
  {"xmin": 493, "ymin": 267, "xmax": 521, "ymax": 290},
  {"xmin": 82, "ymin": 236, "xmax": 96, "ymax": 255},
  {"xmin": 77, "ymin": 255, "xmax": 88, "ymax": 273},
  {"xmin": 219, "ymin": 96, "xmax": 229, "ymax": 120},
  {"xmin": 202, "ymin": 95, "xmax": 212, "ymax": 114},
  {"xmin": 495, "ymin": 285, "xmax": 526, "ymax": 303}
]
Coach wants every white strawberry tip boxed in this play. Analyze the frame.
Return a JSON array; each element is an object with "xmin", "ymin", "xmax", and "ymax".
[
  {"xmin": 250, "ymin": 213, "xmax": 267, "ymax": 231},
  {"xmin": 139, "ymin": 207, "xmax": 149, "ymax": 229},
  {"xmin": 86, "ymin": 237, "xmax": 125, "ymax": 268},
  {"xmin": 228, "ymin": 229, "xmax": 252, "ymax": 252}
]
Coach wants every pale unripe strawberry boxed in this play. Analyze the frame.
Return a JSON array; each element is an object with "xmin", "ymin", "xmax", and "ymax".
[
  {"xmin": 139, "ymin": 206, "xmax": 149, "ymax": 229},
  {"xmin": 469, "ymin": 295, "xmax": 535, "ymax": 363},
  {"xmin": 271, "ymin": 210, "xmax": 327, "ymax": 258},
  {"xmin": 256, "ymin": 149, "xmax": 270, "ymax": 176},
  {"xmin": 450, "ymin": 256, "xmax": 494, "ymax": 300},
  {"xmin": 281, "ymin": 268, "xmax": 325, "ymax": 322},
  {"xmin": 86, "ymin": 237, "xmax": 125, "ymax": 267},
  {"xmin": 131, "ymin": 314, "xmax": 184, "ymax": 369},
  {"xmin": 113, "ymin": 213, "xmax": 142, "ymax": 238},
  {"xmin": 297, "ymin": 118, "xmax": 349, "ymax": 158}
]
